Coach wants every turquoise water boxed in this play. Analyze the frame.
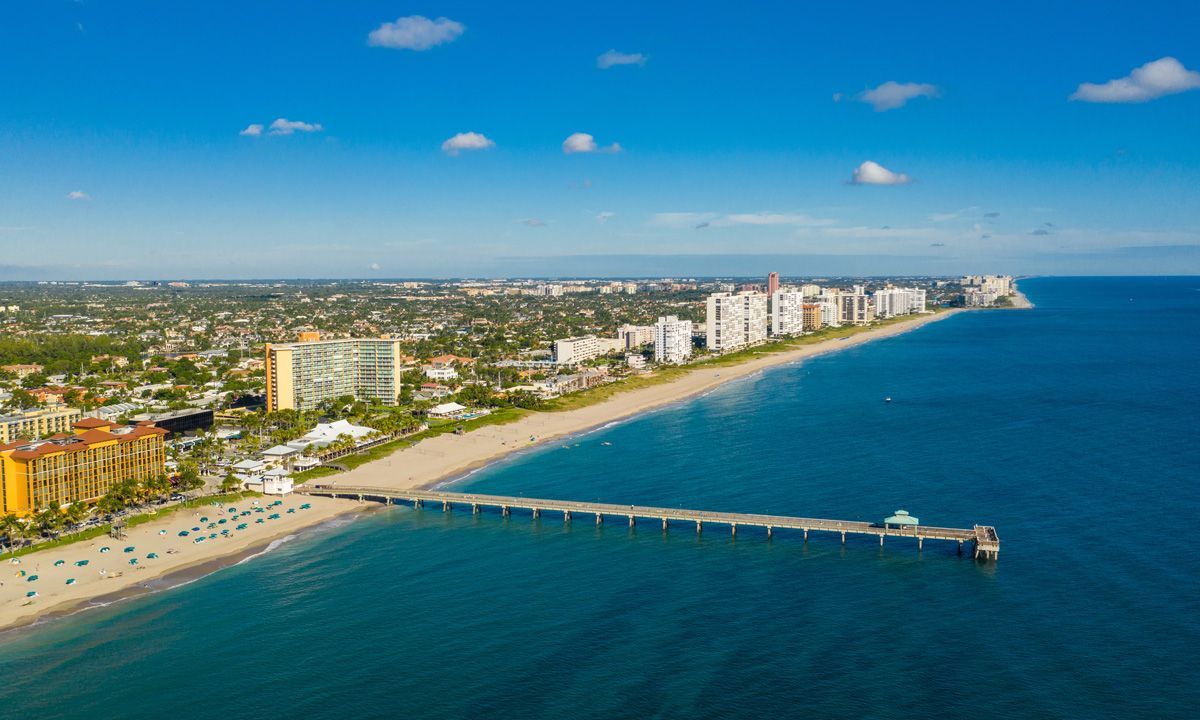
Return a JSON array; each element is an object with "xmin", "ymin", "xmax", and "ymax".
[{"xmin": 2, "ymin": 277, "xmax": 1197, "ymax": 718}]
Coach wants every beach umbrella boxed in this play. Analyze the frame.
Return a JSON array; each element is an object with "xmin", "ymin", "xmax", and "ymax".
[
  {"xmin": 209, "ymin": 533, "xmax": 217, "ymax": 539},
  {"xmin": 256, "ymin": 518, "xmax": 264, "ymax": 524},
  {"xmin": 129, "ymin": 558, "xmax": 138, "ymax": 565},
  {"xmin": 192, "ymin": 526, "xmax": 200, "ymax": 531},
  {"xmin": 227, "ymin": 507, "xmax": 237, "ymax": 513},
  {"xmin": 200, "ymin": 517, "xmax": 208, "ymax": 522},
  {"xmin": 123, "ymin": 546, "xmax": 135, "ymax": 553},
  {"xmin": 178, "ymin": 530, "xmax": 189, "ymax": 537},
  {"xmin": 27, "ymin": 575, "xmax": 37, "ymax": 582},
  {"xmin": 237, "ymin": 523, "xmax": 247, "ymax": 530},
  {"xmin": 75, "ymin": 560, "xmax": 89, "ymax": 566},
  {"xmin": 147, "ymin": 553, "xmax": 158, "ymax": 559},
  {"xmin": 219, "ymin": 518, "xmax": 227, "ymax": 524},
  {"xmin": 221, "ymin": 529, "xmax": 229, "ymax": 535},
  {"xmin": 194, "ymin": 537, "xmax": 204, "ymax": 543},
  {"xmin": 159, "ymin": 529, "xmax": 167, "ymax": 535},
  {"xmin": 26, "ymin": 591, "xmax": 37, "ymax": 598},
  {"xmin": 66, "ymin": 578, "xmax": 76, "ymax": 585},
  {"xmin": 54, "ymin": 560, "xmax": 65, "ymax": 566},
  {"xmin": 100, "ymin": 547, "xmax": 110, "ymax": 553},
  {"xmin": 287, "ymin": 508, "xmax": 295, "ymax": 514}
]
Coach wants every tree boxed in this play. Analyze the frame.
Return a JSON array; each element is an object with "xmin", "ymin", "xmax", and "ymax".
[
  {"xmin": 176, "ymin": 462, "xmax": 205, "ymax": 496},
  {"xmin": 64, "ymin": 501, "xmax": 89, "ymax": 531},
  {"xmin": 31, "ymin": 506, "xmax": 64, "ymax": 540},
  {"xmin": 0, "ymin": 514, "xmax": 25, "ymax": 553},
  {"xmin": 219, "ymin": 473, "xmax": 243, "ymax": 496}
]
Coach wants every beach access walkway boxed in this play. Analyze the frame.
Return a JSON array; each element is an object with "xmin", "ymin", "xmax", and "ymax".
[{"xmin": 299, "ymin": 485, "xmax": 1001, "ymax": 560}]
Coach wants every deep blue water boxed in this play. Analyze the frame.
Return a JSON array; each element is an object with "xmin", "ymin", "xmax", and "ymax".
[{"xmin": 2, "ymin": 277, "xmax": 1197, "ymax": 719}]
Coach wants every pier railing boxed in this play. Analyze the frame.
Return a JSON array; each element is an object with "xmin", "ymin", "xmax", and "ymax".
[{"xmin": 298, "ymin": 485, "xmax": 999, "ymax": 560}]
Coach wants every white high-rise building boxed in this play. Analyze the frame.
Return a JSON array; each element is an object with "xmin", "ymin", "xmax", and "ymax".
[
  {"xmin": 837, "ymin": 285, "xmax": 873, "ymax": 325},
  {"xmin": 873, "ymin": 288, "xmax": 927, "ymax": 318},
  {"xmin": 654, "ymin": 316, "xmax": 693, "ymax": 364},
  {"xmin": 617, "ymin": 324, "xmax": 656, "ymax": 349},
  {"xmin": 706, "ymin": 291, "xmax": 768, "ymax": 353},
  {"xmin": 962, "ymin": 275, "xmax": 1013, "ymax": 296},
  {"xmin": 799, "ymin": 284, "xmax": 822, "ymax": 298},
  {"xmin": 553, "ymin": 336, "xmax": 601, "ymax": 365},
  {"xmin": 771, "ymin": 290, "xmax": 805, "ymax": 336}
]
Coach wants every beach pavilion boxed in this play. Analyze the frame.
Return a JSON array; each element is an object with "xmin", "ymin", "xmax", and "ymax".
[{"xmin": 883, "ymin": 509, "xmax": 920, "ymax": 528}]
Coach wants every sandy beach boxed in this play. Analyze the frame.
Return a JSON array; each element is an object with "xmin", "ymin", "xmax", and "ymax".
[
  {"xmin": 331, "ymin": 309, "xmax": 968, "ymax": 494},
  {"xmin": 1, "ymin": 300, "xmax": 1025, "ymax": 633},
  {"xmin": 0, "ymin": 495, "xmax": 362, "ymax": 632}
]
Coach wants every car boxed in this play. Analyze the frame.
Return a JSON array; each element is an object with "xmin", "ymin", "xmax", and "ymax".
[{"xmin": 169, "ymin": 493, "xmax": 185, "ymax": 501}]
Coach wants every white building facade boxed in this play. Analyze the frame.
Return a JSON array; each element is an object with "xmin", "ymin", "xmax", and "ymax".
[
  {"xmin": 554, "ymin": 336, "xmax": 601, "ymax": 365},
  {"xmin": 873, "ymin": 288, "xmax": 927, "ymax": 318},
  {"xmin": 654, "ymin": 315, "xmax": 693, "ymax": 364},
  {"xmin": 706, "ymin": 291, "xmax": 768, "ymax": 353},
  {"xmin": 771, "ymin": 290, "xmax": 805, "ymax": 336}
]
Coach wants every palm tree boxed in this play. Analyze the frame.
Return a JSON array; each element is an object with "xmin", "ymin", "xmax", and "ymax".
[
  {"xmin": 0, "ymin": 513, "xmax": 24, "ymax": 554},
  {"xmin": 32, "ymin": 507, "xmax": 64, "ymax": 541},
  {"xmin": 64, "ymin": 502, "xmax": 89, "ymax": 532},
  {"xmin": 219, "ymin": 473, "xmax": 242, "ymax": 497}
]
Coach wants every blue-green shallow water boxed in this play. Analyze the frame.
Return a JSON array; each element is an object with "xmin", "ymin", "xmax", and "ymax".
[{"xmin": 2, "ymin": 277, "xmax": 1197, "ymax": 719}]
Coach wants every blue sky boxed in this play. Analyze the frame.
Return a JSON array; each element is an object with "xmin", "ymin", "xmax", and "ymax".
[{"xmin": 1, "ymin": 1, "xmax": 1198, "ymax": 279}]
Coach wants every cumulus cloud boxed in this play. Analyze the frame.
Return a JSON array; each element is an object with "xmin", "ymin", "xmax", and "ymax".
[
  {"xmin": 849, "ymin": 161, "xmax": 911, "ymax": 185},
  {"xmin": 523, "ymin": 218, "xmax": 546, "ymax": 227},
  {"xmin": 368, "ymin": 16, "xmax": 464, "ymax": 51},
  {"xmin": 723, "ymin": 212, "xmax": 834, "ymax": 227},
  {"xmin": 562, "ymin": 132, "xmax": 622, "ymax": 154},
  {"xmin": 239, "ymin": 123, "xmax": 263, "ymax": 137},
  {"xmin": 1070, "ymin": 57, "xmax": 1200, "ymax": 103},
  {"xmin": 597, "ymin": 50, "xmax": 646, "ymax": 69},
  {"xmin": 441, "ymin": 132, "xmax": 495, "ymax": 156},
  {"xmin": 595, "ymin": 211, "xmax": 615, "ymax": 224},
  {"xmin": 268, "ymin": 118, "xmax": 323, "ymax": 136},
  {"xmin": 369, "ymin": 262, "xmax": 382, "ymax": 271},
  {"xmin": 859, "ymin": 81, "xmax": 939, "ymax": 111},
  {"xmin": 66, "ymin": 190, "xmax": 90, "ymax": 201}
]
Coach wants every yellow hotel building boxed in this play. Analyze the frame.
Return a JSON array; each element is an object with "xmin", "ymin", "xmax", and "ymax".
[
  {"xmin": 0, "ymin": 418, "xmax": 167, "ymax": 515},
  {"xmin": 265, "ymin": 335, "xmax": 404, "ymax": 412}
]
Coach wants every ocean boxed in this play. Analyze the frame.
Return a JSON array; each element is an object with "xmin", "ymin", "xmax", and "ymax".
[{"xmin": 1, "ymin": 276, "xmax": 1197, "ymax": 719}]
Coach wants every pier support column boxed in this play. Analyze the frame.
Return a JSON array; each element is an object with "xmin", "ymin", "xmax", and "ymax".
[
  {"xmin": 413, "ymin": 499, "xmax": 421, "ymax": 509},
  {"xmin": 804, "ymin": 529, "xmax": 809, "ymax": 542},
  {"xmin": 358, "ymin": 495, "xmax": 363, "ymax": 502},
  {"xmin": 501, "ymin": 505, "xmax": 510, "ymax": 517},
  {"xmin": 532, "ymin": 507, "xmax": 540, "ymax": 519},
  {"xmin": 595, "ymin": 513, "xmax": 603, "ymax": 526},
  {"xmin": 767, "ymin": 526, "xmax": 773, "ymax": 539},
  {"xmin": 879, "ymin": 534, "xmax": 884, "ymax": 547},
  {"xmin": 696, "ymin": 520, "xmax": 702, "ymax": 535},
  {"xmin": 564, "ymin": 510, "xmax": 571, "ymax": 523},
  {"xmin": 628, "ymin": 515, "xmax": 635, "ymax": 527},
  {"xmin": 662, "ymin": 518, "xmax": 668, "ymax": 531},
  {"xmin": 472, "ymin": 504, "xmax": 479, "ymax": 515},
  {"xmin": 841, "ymin": 531, "xmax": 845, "ymax": 545},
  {"xmin": 731, "ymin": 524, "xmax": 737, "ymax": 537},
  {"xmin": 443, "ymin": 501, "xmax": 450, "ymax": 512},
  {"xmin": 957, "ymin": 540, "xmax": 963, "ymax": 555},
  {"xmin": 918, "ymin": 537, "xmax": 923, "ymax": 551}
]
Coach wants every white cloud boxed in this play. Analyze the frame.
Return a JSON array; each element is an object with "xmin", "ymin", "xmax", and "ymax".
[
  {"xmin": 651, "ymin": 211, "xmax": 834, "ymax": 228},
  {"xmin": 368, "ymin": 16, "xmax": 464, "ymax": 51},
  {"xmin": 1070, "ymin": 57, "xmax": 1200, "ymax": 103},
  {"xmin": 67, "ymin": 191, "xmax": 90, "ymax": 201},
  {"xmin": 723, "ymin": 212, "xmax": 834, "ymax": 227},
  {"xmin": 523, "ymin": 218, "xmax": 546, "ymax": 227},
  {"xmin": 441, "ymin": 132, "xmax": 495, "ymax": 156},
  {"xmin": 597, "ymin": 50, "xmax": 646, "ymax": 69},
  {"xmin": 239, "ymin": 123, "xmax": 263, "ymax": 137},
  {"xmin": 268, "ymin": 118, "xmax": 323, "ymax": 136},
  {"xmin": 595, "ymin": 211, "xmax": 615, "ymax": 224},
  {"xmin": 849, "ymin": 161, "xmax": 911, "ymax": 185},
  {"xmin": 369, "ymin": 262, "xmax": 381, "ymax": 271},
  {"xmin": 859, "ymin": 81, "xmax": 939, "ymax": 111},
  {"xmin": 563, "ymin": 132, "xmax": 622, "ymax": 154}
]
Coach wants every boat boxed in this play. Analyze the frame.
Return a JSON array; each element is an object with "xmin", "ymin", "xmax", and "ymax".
[{"xmin": 884, "ymin": 397, "xmax": 892, "ymax": 403}]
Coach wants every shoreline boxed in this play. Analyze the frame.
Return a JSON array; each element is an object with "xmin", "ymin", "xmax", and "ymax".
[
  {"xmin": 332, "ymin": 308, "xmax": 968, "ymax": 495},
  {"xmin": 0, "ymin": 496, "xmax": 366, "ymax": 634},
  {"xmin": 1, "ymin": 297, "xmax": 1027, "ymax": 634}
]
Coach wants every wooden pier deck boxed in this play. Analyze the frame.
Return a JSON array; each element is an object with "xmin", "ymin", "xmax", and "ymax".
[{"xmin": 300, "ymin": 485, "xmax": 1000, "ymax": 560}]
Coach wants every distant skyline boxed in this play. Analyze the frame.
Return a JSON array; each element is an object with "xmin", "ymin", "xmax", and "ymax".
[{"xmin": 1, "ymin": 1, "xmax": 1198, "ymax": 279}]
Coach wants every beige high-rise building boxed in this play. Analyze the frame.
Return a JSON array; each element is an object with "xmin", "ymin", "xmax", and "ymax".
[
  {"xmin": 266, "ymin": 336, "xmax": 405, "ymax": 411},
  {"xmin": 0, "ymin": 407, "xmax": 83, "ymax": 443}
]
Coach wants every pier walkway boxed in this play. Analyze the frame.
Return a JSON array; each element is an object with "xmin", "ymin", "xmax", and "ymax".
[{"xmin": 300, "ymin": 485, "xmax": 1000, "ymax": 560}]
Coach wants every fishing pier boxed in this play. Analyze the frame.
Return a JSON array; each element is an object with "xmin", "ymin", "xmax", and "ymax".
[{"xmin": 299, "ymin": 485, "xmax": 1000, "ymax": 561}]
